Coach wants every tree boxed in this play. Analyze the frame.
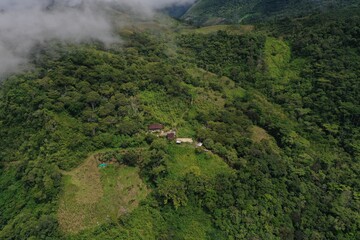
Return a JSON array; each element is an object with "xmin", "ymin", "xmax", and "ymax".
[
  {"xmin": 157, "ymin": 179, "xmax": 188, "ymax": 209},
  {"xmin": 86, "ymin": 91, "xmax": 101, "ymax": 110}
]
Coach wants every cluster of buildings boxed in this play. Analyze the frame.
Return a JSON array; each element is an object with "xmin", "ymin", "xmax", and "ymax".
[{"xmin": 148, "ymin": 123, "xmax": 198, "ymax": 145}]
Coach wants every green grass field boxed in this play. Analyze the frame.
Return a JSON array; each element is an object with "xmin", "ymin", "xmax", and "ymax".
[
  {"xmin": 166, "ymin": 145, "xmax": 233, "ymax": 179},
  {"xmin": 264, "ymin": 37, "xmax": 291, "ymax": 80},
  {"xmin": 186, "ymin": 67, "xmax": 246, "ymax": 103},
  {"xmin": 58, "ymin": 156, "xmax": 150, "ymax": 234},
  {"xmin": 160, "ymin": 204, "xmax": 223, "ymax": 240},
  {"xmin": 264, "ymin": 37, "xmax": 307, "ymax": 89},
  {"xmin": 138, "ymin": 90, "xmax": 189, "ymax": 126}
]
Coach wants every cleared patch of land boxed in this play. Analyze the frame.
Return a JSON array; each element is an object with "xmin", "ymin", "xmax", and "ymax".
[
  {"xmin": 250, "ymin": 125, "xmax": 282, "ymax": 154},
  {"xmin": 250, "ymin": 126, "xmax": 271, "ymax": 143},
  {"xmin": 186, "ymin": 67, "xmax": 246, "ymax": 99},
  {"xmin": 58, "ymin": 156, "xmax": 150, "ymax": 234},
  {"xmin": 138, "ymin": 90, "xmax": 189, "ymax": 127},
  {"xmin": 166, "ymin": 145, "xmax": 234, "ymax": 179},
  {"xmin": 264, "ymin": 37, "xmax": 307, "ymax": 91}
]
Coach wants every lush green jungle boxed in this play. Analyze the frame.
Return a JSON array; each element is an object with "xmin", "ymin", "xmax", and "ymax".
[{"xmin": 0, "ymin": 2, "xmax": 359, "ymax": 240}]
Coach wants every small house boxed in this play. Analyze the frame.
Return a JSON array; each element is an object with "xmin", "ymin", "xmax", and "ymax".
[
  {"xmin": 148, "ymin": 124, "xmax": 164, "ymax": 132},
  {"xmin": 167, "ymin": 132, "xmax": 176, "ymax": 140}
]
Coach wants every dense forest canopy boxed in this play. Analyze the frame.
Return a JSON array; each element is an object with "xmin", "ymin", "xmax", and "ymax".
[{"xmin": 0, "ymin": 2, "xmax": 359, "ymax": 240}]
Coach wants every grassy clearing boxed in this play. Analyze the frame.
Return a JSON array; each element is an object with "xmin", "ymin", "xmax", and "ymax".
[
  {"xmin": 191, "ymin": 88, "xmax": 225, "ymax": 113},
  {"xmin": 250, "ymin": 126, "xmax": 271, "ymax": 143},
  {"xmin": 264, "ymin": 37, "xmax": 307, "ymax": 90},
  {"xmin": 58, "ymin": 156, "xmax": 150, "ymax": 234},
  {"xmin": 99, "ymin": 165, "xmax": 149, "ymax": 219},
  {"xmin": 264, "ymin": 37, "xmax": 292, "ymax": 81},
  {"xmin": 253, "ymin": 93, "xmax": 289, "ymax": 120},
  {"xmin": 166, "ymin": 145, "xmax": 233, "ymax": 179},
  {"xmin": 180, "ymin": 24, "xmax": 254, "ymax": 35},
  {"xmin": 138, "ymin": 90, "xmax": 189, "ymax": 127},
  {"xmin": 71, "ymin": 201, "xmax": 220, "ymax": 239},
  {"xmin": 221, "ymin": 76, "xmax": 246, "ymax": 101},
  {"xmin": 58, "ymin": 156, "xmax": 103, "ymax": 234},
  {"xmin": 176, "ymin": 123, "xmax": 198, "ymax": 138},
  {"xmin": 250, "ymin": 125, "xmax": 282, "ymax": 154},
  {"xmin": 186, "ymin": 67, "xmax": 246, "ymax": 103},
  {"xmin": 186, "ymin": 67, "xmax": 218, "ymax": 82},
  {"xmin": 161, "ymin": 204, "xmax": 223, "ymax": 240}
]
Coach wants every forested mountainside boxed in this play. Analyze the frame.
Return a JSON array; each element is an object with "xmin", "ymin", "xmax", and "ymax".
[
  {"xmin": 182, "ymin": 0, "xmax": 359, "ymax": 25},
  {"xmin": 0, "ymin": 4, "xmax": 359, "ymax": 240}
]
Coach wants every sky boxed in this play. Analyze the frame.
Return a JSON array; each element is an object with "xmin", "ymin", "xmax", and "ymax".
[{"xmin": 0, "ymin": 0, "xmax": 195, "ymax": 75}]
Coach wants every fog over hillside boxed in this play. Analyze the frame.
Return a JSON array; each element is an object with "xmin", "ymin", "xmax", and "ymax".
[{"xmin": 0, "ymin": 0, "xmax": 195, "ymax": 75}]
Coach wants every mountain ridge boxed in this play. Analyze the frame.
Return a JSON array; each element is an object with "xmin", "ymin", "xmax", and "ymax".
[{"xmin": 181, "ymin": 0, "xmax": 359, "ymax": 25}]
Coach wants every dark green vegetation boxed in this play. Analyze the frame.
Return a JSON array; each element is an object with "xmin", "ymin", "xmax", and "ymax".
[
  {"xmin": 182, "ymin": 0, "xmax": 359, "ymax": 25},
  {"xmin": 1, "ymin": 6, "xmax": 360, "ymax": 240}
]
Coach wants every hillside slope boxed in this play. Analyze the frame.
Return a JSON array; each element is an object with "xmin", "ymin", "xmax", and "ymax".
[
  {"xmin": 182, "ymin": 0, "xmax": 359, "ymax": 25},
  {"xmin": 0, "ymin": 8, "xmax": 359, "ymax": 240}
]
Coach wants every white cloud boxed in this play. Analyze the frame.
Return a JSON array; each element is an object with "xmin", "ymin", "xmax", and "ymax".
[{"xmin": 0, "ymin": 0, "xmax": 195, "ymax": 75}]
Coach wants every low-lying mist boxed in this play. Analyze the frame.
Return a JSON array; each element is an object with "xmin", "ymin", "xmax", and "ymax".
[{"xmin": 0, "ymin": 0, "xmax": 195, "ymax": 75}]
